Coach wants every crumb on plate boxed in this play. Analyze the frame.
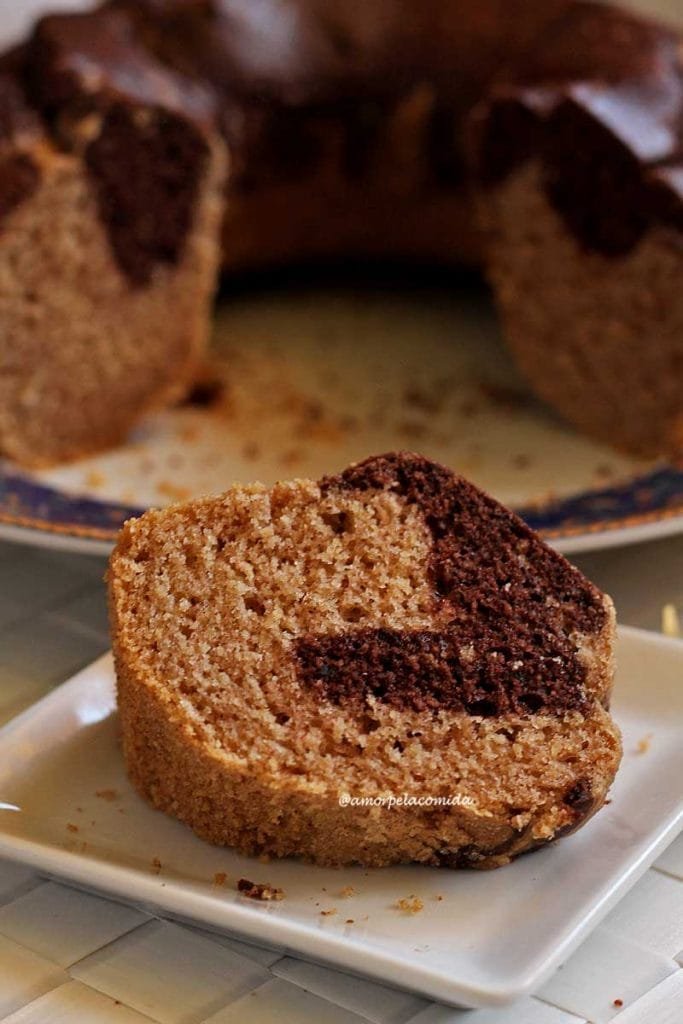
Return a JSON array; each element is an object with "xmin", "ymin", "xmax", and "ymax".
[
  {"xmin": 396, "ymin": 895, "xmax": 424, "ymax": 914},
  {"xmin": 237, "ymin": 878, "xmax": 284, "ymax": 901},
  {"xmin": 635, "ymin": 734, "xmax": 652, "ymax": 755},
  {"xmin": 95, "ymin": 788, "xmax": 120, "ymax": 802}
]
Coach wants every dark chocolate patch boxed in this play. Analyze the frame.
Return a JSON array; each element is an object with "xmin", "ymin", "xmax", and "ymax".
[
  {"xmin": 541, "ymin": 94, "xmax": 659, "ymax": 256},
  {"xmin": 180, "ymin": 376, "xmax": 224, "ymax": 408},
  {"xmin": 295, "ymin": 626, "xmax": 588, "ymax": 716},
  {"xmin": 0, "ymin": 73, "xmax": 42, "ymax": 146},
  {"xmin": 85, "ymin": 102, "xmax": 209, "ymax": 286},
  {"xmin": 0, "ymin": 72, "xmax": 43, "ymax": 222},
  {"xmin": 22, "ymin": 9, "xmax": 213, "ymax": 285},
  {"xmin": 0, "ymin": 152, "xmax": 40, "ymax": 224},
  {"xmin": 435, "ymin": 823, "xmax": 533, "ymax": 867},
  {"xmin": 474, "ymin": 89, "xmax": 554, "ymax": 188},
  {"xmin": 564, "ymin": 777, "xmax": 594, "ymax": 814},
  {"xmin": 296, "ymin": 453, "xmax": 606, "ymax": 717}
]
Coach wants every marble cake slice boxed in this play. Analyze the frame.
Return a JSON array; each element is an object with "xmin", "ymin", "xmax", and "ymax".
[{"xmin": 108, "ymin": 451, "xmax": 621, "ymax": 868}]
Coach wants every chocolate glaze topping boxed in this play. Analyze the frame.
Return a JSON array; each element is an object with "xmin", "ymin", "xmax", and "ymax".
[
  {"xmin": 0, "ymin": 0, "xmax": 680, "ymax": 272},
  {"xmin": 107, "ymin": 0, "xmax": 568, "ymax": 191},
  {"xmin": 475, "ymin": 3, "xmax": 683, "ymax": 255},
  {"xmin": 0, "ymin": 75, "xmax": 41, "ymax": 223},
  {"xmin": 295, "ymin": 453, "xmax": 606, "ymax": 717},
  {"xmin": 27, "ymin": 10, "xmax": 213, "ymax": 125}
]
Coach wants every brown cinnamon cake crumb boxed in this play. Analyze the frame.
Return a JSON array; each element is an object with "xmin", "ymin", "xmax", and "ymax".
[
  {"xmin": 396, "ymin": 896, "xmax": 424, "ymax": 914},
  {"xmin": 635, "ymin": 734, "xmax": 652, "ymax": 755},
  {"xmin": 109, "ymin": 452, "xmax": 621, "ymax": 869},
  {"xmin": 237, "ymin": 878, "xmax": 284, "ymax": 901}
]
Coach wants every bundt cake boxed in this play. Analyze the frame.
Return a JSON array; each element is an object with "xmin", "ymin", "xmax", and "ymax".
[
  {"xmin": 1, "ymin": 0, "xmax": 683, "ymax": 463},
  {"xmin": 108, "ymin": 452, "xmax": 621, "ymax": 868}
]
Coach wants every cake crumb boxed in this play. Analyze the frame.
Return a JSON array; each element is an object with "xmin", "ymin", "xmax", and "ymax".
[
  {"xmin": 151, "ymin": 857, "xmax": 162, "ymax": 875},
  {"xmin": 396, "ymin": 895, "xmax": 424, "ymax": 914},
  {"xmin": 85, "ymin": 470, "xmax": 106, "ymax": 489},
  {"xmin": 613, "ymin": 998, "xmax": 623, "ymax": 1007},
  {"xmin": 635, "ymin": 734, "xmax": 652, "ymax": 755},
  {"xmin": 66, "ymin": 822, "xmax": 79, "ymax": 833},
  {"xmin": 237, "ymin": 878, "xmax": 284, "ymax": 901},
  {"xmin": 95, "ymin": 788, "xmax": 120, "ymax": 802},
  {"xmin": 339, "ymin": 885, "xmax": 356, "ymax": 898},
  {"xmin": 435, "ymin": 895, "xmax": 444, "ymax": 901},
  {"xmin": 345, "ymin": 918, "xmax": 355, "ymax": 924},
  {"xmin": 661, "ymin": 603, "xmax": 680, "ymax": 638},
  {"xmin": 213, "ymin": 872, "xmax": 228, "ymax": 887},
  {"xmin": 320, "ymin": 908, "xmax": 337, "ymax": 916}
]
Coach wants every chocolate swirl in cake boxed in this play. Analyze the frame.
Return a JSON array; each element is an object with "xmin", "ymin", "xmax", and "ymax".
[
  {"xmin": 24, "ymin": 10, "xmax": 215, "ymax": 285},
  {"xmin": 295, "ymin": 453, "xmax": 606, "ymax": 717}
]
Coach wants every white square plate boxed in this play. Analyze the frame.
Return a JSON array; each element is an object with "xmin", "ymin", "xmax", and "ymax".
[{"xmin": 0, "ymin": 626, "xmax": 681, "ymax": 1009}]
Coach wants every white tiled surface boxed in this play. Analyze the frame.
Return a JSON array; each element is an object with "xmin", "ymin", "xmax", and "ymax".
[{"xmin": 0, "ymin": 535, "xmax": 681, "ymax": 1023}]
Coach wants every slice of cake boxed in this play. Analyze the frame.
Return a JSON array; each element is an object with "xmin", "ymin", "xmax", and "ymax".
[
  {"xmin": 108, "ymin": 452, "xmax": 621, "ymax": 868},
  {"xmin": 0, "ymin": 10, "xmax": 225, "ymax": 467}
]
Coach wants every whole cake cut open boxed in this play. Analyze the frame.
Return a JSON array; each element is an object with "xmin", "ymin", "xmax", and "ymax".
[
  {"xmin": 2, "ymin": 1, "xmax": 683, "ymax": 464},
  {"xmin": 109, "ymin": 452, "xmax": 621, "ymax": 868}
]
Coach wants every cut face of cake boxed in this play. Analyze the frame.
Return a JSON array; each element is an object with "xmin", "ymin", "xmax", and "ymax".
[
  {"xmin": 0, "ymin": 11, "xmax": 225, "ymax": 467},
  {"xmin": 471, "ymin": 3, "xmax": 683, "ymax": 458},
  {"xmin": 109, "ymin": 452, "xmax": 621, "ymax": 868}
]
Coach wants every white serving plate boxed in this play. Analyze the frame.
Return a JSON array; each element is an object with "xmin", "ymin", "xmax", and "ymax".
[{"xmin": 0, "ymin": 626, "xmax": 680, "ymax": 1009}]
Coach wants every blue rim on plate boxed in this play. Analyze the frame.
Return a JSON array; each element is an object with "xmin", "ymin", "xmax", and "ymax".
[{"xmin": 2, "ymin": 462, "xmax": 683, "ymax": 549}]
